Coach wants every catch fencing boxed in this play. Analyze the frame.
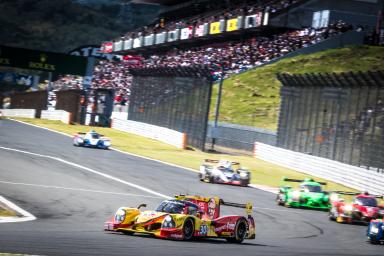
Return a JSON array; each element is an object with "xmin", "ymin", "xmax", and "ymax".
[
  {"xmin": 254, "ymin": 142, "xmax": 384, "ymax": 195},
  {"xmin": 277, "ymin": 71, "xmax": 384, "ymax": 171},
  {"xmin": 128, "ymin": 67, "xmax": 212, "ymax": 150}
]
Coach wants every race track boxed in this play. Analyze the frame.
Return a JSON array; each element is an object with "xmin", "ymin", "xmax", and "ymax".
[{"xmin": 0, "ymin": 119, "xmax": 382, "ymax": 256}]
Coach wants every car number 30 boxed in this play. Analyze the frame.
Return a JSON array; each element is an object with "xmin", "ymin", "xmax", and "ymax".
[{"xmin": 200, "ymin": 225, "xmax": 208, "ymax": 235}]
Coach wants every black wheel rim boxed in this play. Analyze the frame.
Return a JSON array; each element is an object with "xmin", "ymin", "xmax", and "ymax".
[
  {"xmin": 184, "ymin": 220, "xmax": 193, "ymax": 239},
  {"xmin": 237, "ymin": 222, "xmax": 246, "ymax": 240}
]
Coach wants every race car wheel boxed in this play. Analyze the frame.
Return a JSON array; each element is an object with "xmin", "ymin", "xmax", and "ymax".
[
  {"xmin": 183, "ymin": 218, "xmax": 194, "ymax": 240},
  {"xmin": 276, "ymin": 193, "xmax": 285, "ymax": 206},
  {"xmin": 226, "ymin": 218, "xmax": 247, "ymax": 243},
  {"xmin": 240, "ymin": 179, "xmax": 249, "ymax": 187}
]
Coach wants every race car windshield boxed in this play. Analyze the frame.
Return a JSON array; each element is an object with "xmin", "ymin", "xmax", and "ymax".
[
  {"xmin": 302, "ymin": 185, "xmax": 322, "ymax": 192},
  {"xmin": 91, "ymin": 133, "xmax": 99, "ymax": 139},
  {"xmin": 156, "ymin": 201, "xmax": 184, "ymax": 214},
  {"xmin": 355, "ymin": 197, "xmax": 377, "ymax": 207}
]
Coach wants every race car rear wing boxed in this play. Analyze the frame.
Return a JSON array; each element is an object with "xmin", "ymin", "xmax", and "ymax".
[
  {"xmin": 219, "ymin": 199, "xmax": 253, "ymax": 216},
  {"xmin": 283, "ymin": 177, "xmax": 327, "ymax": 185},
  {"xmin": 332, "ymin": 191, "xmax": 383, "ymax": 198},
  {"xmin": 204, "ymin": 159, "xmax": 240, "ymax": 165}
]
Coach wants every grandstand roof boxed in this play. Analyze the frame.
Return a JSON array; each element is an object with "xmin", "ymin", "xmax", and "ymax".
[{"xmin": 131, "ymin": 0, "xmax": 192, "ymax": 6}]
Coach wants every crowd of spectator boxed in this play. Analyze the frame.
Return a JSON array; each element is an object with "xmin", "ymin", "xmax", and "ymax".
[
  {"xmin": 52, "ymin": 20, "xmax": 354, "ymax": 103},
  {"xmin": 142, "ymin": 20, "xmax": 353, "ymax": 78},
  {"xmin": 121, "ymin": 0, "xmax": 303, "ymax": 40}
]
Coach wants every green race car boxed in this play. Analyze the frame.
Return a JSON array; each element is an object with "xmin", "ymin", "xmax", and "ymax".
[{"xmin": 276, "ymin": 178, "xmax": 332, "ymax": 210}]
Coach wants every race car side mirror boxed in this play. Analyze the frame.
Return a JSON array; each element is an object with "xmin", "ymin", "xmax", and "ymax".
[{"xmin": 137, "ymin": 204, "xmax": 147, "ymax": 209}]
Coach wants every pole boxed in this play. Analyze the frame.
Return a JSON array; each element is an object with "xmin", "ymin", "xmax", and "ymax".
[
  {"xmin": 47, "ymin": 72, "xmax": 52, "ymax": 110},
  {"xmin": 211, "ymin": 64, "xmax": 224, "ymax": 150}
]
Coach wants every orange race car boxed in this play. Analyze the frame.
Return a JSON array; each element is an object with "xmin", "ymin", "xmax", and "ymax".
[{"xmin": 105, "ymin": 195, "xmax": 255, "ymax": 243}]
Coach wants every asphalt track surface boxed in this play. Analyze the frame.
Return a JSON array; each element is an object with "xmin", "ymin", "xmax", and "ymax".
[{"xmin": 0, "ymin": 119, "xmax": 382, "ymax": 256}]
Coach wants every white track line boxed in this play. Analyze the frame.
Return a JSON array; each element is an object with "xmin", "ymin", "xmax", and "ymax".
[
  {"xmin": 0, "ymin": 146, "xmax": 171, "ymax": 200},
  {"xmin": 0, "ymin": 180, "xmax": 164, "ymax": 199},
  {"xmin": 8, "ymin": 119, "xmax": 279, "ymax": 194},
  {"xmin": 0, "ymin": 196, "xmax": 36, "ymax": 223}
]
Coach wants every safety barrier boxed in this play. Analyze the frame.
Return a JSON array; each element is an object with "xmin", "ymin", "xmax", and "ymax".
[
  {"xmin": 111, "ymin": 118, "xmax": 187, "ymax": 149},
  {"xmin": 254, "ymin": 142, "xmax": 384, "ymax": 194},
  {"xmin": 41, "ymin": 110, "xmax": 72, "ymax": 124},
  {"xmin": 1, "ymin": 109, "xmax": 36, "ymax": 118}
]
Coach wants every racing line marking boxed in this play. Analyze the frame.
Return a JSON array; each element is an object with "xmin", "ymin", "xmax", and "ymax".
[
  {"xmin": 0, "ymin": 180, "xmax": 165, "ymax": 199},
  {"xmin": 0, "ymin": 146, "xmax": 172, "ymax": 200},
  {"xmin": 0, "ymin": 195, "xmax": 36, "ymax": 223},
  {"xmin": 7, "ymin": 119, "xmax": 278, "ymax": 195}
]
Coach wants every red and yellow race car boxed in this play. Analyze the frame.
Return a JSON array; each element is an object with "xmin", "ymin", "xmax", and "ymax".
[{"xmin": 104, "ymin": 195, "xmax": 255, "ymax": 243}]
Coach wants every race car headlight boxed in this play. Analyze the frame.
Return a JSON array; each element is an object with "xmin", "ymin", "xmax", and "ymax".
[
  {"xmin": 114, "ymin": 208, "xmax": 126, "ymax": 224},
  {"xmin": 103, "ymin": 140, "xmax": 111, "ymax": 146},
  {"xmin": 330, "ymin": 193, "xmax": 339, "ymax": 202},
  {"xmin": 292, "ymin": 191, "xmax": 301, "ymax": 199},
  {"xmin": 162, "ymin": 215, "xmax": 175, "ymax": 228},
  {"xmin": 344, "ymin": 205, "xmax": 353, "ymax": 212},
  {"xmin": 370, "ymin": 225, "xmax": 379, "ymax": 234}
]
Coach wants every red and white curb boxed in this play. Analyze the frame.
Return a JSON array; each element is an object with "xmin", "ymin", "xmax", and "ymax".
[{"xmin": 0, "ymin": 196, "xmax": 36, "ymax": 223}]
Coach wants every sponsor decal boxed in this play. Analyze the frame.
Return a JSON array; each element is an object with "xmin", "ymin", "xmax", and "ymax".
[
  {"xmin": 215, "ymin": 222, "xmax": 236, "ymax": 233},
  {"xmin": 208, "ymin": 198, "xmax": 216, "ymax": 219},
  {"xmin": 170, "ymin": 233, "xmax": 183, "ymax": 239},
  {"xmin": 29, "ymin": 54, "xmax": 55, "ymax": 71},
  {"xmin": 199, "ymin": 224, "xmax": 208, "ymax": 235},
  {"xmin": 0, "ymin": 58, "xmax": 10, "ymax": 65}
]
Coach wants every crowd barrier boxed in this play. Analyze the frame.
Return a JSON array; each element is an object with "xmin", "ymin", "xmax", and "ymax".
[
  {"xmin": 41, "ymin": 110, "xmax": 72, "ymax": 124},
  {"xmin": 253, "ymin": 142, "xmax": 384, "ymax": 194},
  {"xmin": 111, "ymin": 118, "xmax": 187, "ymax": 149},
  {"xmin": 1, "ymin": 109, "xmax": 36, "ymax": 118}
]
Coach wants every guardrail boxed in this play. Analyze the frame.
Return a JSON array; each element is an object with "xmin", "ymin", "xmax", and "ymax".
[
  {"xmin": 41, "ymin": 110, "xmax": 72, "ymax": 124},
  {"xmin": 253, "ymin": 142, "xmax": 384, "ymax": 194},
  {"xmin": 1, "ymin": 109, "xmax": 36, "ymax": 118},
  {"xmin": 111, "ymin": 118, "xmax": 187, "ymax": 149}
]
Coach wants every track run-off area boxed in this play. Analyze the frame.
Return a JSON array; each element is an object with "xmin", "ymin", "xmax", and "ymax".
[{"xmin": 0, "ymin": 119, "xmax": 382, "ymax": 256}]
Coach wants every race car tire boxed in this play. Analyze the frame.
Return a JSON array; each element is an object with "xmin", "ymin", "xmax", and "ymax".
[
  {"xmin": 368, "ymin": 237, "xmax": 380, "ymax": 245},
  {"xmin": 182, "ymin": 218, "xmax": 194, "ymax": 240},
  {"xmin": 226, "ymin": 218, "xmax": 247, "ymax": 243},
  {"xmin": 240, "ymin": 179, "xmax": 249, "ymax": 187},
  {"xmin": 198, "ymin": 173, "xmax": 203, "ymax": 181},
  {"xmin": 276, "ymin": 194, "xmax": 285, "ymax": 206}
]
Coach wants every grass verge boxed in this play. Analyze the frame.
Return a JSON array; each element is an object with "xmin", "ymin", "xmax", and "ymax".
[
  {"xmin": 211, "ymin": 45, "xmax": 384, "ymax": 130},
  {"xmin": 9, "ymin": 117, "xmax": 360, "ymax": 193}
]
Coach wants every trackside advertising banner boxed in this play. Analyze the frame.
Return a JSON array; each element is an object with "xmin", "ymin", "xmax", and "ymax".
[
  {"xmin": 0, "ymin": 45, "xmax": 87, "ymax": 75},
  {"xmin": 226, "ymin": 18, "xmax": 239, "ymax": 32},
  {"xmin": 180, "ymin": 26, "xmax": 194, "ymax": 40},
  {"xmin": 244, "ymin": 12, "xmax": 262, "ymax": 28},
  {"xmin": 210, "ymin": 21, "xmax": 222, "ymax": 34}
]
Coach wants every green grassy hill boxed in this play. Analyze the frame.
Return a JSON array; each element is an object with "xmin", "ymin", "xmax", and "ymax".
[{"xmin": 211, "ymin": 45, "xmax": 384, "ymax": 131}]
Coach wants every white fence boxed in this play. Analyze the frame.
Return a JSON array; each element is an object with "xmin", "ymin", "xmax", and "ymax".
[
  {"xmin": 41, "ymin": 110, "xmax": 71, "ymax": 124},
  {"xmin": 111, "ymin": 118, "xmax": 187, "ymax": 149},
  {"xmin": 254, "ymin": 142, "xmax": 384, "ymax": 195},
  {"xmin": 1, "ymin": 109, "xmax": 36, "ymax": 118}
]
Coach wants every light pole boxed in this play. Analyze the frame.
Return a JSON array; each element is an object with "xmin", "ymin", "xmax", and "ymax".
[{"xmin": 211, "ymin": 63, "xmax": 225, "ymax": 151}]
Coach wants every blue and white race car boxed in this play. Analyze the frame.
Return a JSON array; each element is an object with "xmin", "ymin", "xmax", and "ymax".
[
  {"xmin": 199, "ymin": 159, "xmax": 251, "ymax": 187},
  {"xmin": 367, "ymin": 218, "xmax": 384, "ymax": 244},
  {"xmin": 73, "ymin": 130, "xmax": 111, "ymax": 149}
]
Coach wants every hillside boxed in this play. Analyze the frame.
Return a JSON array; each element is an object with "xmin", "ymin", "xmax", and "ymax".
[
  {"xmin": 211, "ymin": 45, "xmax": 384, "ymax": 131},
  {"xmin": 0, "ymin": 0, "xmax": 131, "ymax": 53}
]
